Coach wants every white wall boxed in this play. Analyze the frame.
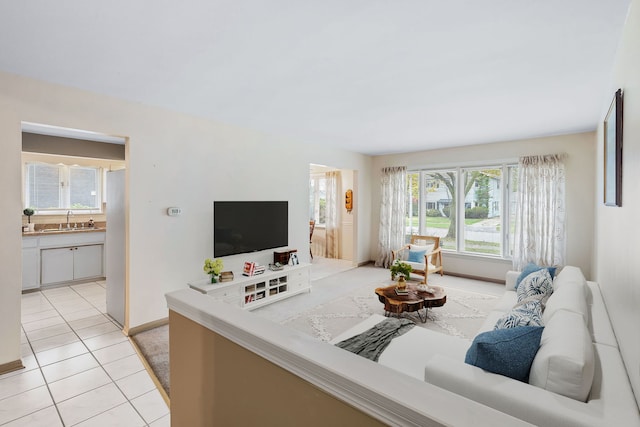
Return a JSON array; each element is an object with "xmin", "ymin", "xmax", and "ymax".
[
  {"xmin": 372, "ymin": 132, "xmax": 596, "ymax": 281},
  {"xmin": 0, "ymin": 71, "xmax": 374, "ymax": 366},
  {"xmin": 595, "ymin": 0, "xmax": 640, "ymax": 408},
  {"xmin": 0, "ymin": 107, "xmax": 23, "ymax": 368}
]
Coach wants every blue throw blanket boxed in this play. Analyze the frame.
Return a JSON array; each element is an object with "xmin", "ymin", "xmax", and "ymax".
[{"xmin": 335, "ymin": 318, "xmax": 415, "ymax": 361}]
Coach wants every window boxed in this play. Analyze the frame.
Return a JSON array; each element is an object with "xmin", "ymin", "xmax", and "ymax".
[
  {"xmin": 25, "ymin": 162, "xmax": 102, "ymax": 212},
  {"xmin": 406, "ymin": 163, "xmax": 518, "ymax": 258},
  {"xmin": 462, "ymin": 167, "xmax": 502, "ymax": 255},
  {"xmin": 309, "ymin": 174, "xmax": 327, "ymax": 225}
]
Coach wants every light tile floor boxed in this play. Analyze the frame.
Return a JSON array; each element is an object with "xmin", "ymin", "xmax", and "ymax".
[{"xmin": 0, "ymin": 280, "xmax": 170, "ymax": 426}]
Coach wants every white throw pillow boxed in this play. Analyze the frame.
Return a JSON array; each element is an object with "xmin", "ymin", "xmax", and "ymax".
[
  {"xmin": 409, "ymin": 244, "xmax": 434, "ymax": 254},
  {"xmin": 516, "ymin": 269, "xmax": 553, "ymax": 304},
  {"xmin": 529, "ymin": 309, "xmax": 595, "ymax": 402}
]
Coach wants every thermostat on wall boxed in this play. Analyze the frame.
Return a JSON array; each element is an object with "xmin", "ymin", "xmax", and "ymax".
[{"xmin": 167, "ymin": 207, "xmax": 182, "ymax": 216}]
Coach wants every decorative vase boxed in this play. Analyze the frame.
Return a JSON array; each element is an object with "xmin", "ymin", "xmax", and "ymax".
[
  {"xmin": 396, "ymin": 276, "xmax": 407, "ymax": 291},
  {"xmin": 210, "ymin": 274, "xmax": 218, "ymax": 283},
  {"xmin": 28, "ymin": 223, "xmax": 35, "ymax": 232}
]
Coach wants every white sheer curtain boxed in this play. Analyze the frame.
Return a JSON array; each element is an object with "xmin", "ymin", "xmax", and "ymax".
[
  {"xmin": 375, "ymin": 166, "xmax": 407, "ymax": 268},
  {"xmin": 513, "ymin": 154, "xmax": 566, "ymax": 270},
  {"xmin": 325, "ymin": 171, "xmax": 341, "ymax": 258}
]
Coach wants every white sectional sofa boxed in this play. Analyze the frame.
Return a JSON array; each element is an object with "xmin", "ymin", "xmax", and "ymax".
[{"xmin": 331, "ymin": 266, "xmax": 640, "ymax": 427}]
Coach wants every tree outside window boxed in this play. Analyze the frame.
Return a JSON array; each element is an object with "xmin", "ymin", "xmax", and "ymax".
[{"xmin": 406, "ymin": 163, "xmax": 517, "ymax": 258}]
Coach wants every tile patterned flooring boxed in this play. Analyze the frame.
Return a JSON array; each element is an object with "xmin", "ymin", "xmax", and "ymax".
[{"xmin": 0, "ymin": 280, "xmax": 170, "ymax": 426}]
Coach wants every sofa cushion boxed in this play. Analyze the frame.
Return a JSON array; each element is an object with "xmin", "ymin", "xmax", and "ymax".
[
  {"xmin": 529, "ymin": 309, "xmax": 595, "ymax": 402},
  {"xmin": 516, "ymin": 268, "xmax": 554, "ymax": 304},
  {"xmin": 553, "ymin": 265, "xmax": 586, "ymax": 292},
  {"xmin": 465, "ymin": 326, "xmax": 544, "ymax": 382},
  {"xmin": 515, "ymin": 262, "xmax": 557, "ymax": 289},
  {"xmin": 543, "ymin": 278, "xmax": 588, "ymax": 324},
  {"xmin": 494, "ymin": 300, "xmax": 543, "ymax": 329}
]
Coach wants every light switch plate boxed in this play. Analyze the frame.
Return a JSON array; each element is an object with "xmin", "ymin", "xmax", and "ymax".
[{"xmin": 167, "ymin": 207, "xmax": 182, "ymax": 216}]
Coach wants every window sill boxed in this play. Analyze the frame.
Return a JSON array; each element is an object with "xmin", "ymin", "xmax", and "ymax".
[{"xmin": 441, "ymin": 250, "xmax": 512, "ymax": 264}]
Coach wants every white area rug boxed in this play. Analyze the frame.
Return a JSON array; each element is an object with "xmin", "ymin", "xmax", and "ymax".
[{"xmin": 281, "ymin": 282, "xmax": 500, "ymax": 342}]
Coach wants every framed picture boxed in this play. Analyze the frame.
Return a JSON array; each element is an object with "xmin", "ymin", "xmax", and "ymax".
[
  {"xmin": 604, "ymin": 88, "xmax": 623, "ymax": 207},
  {"xmin": 289, "ymin": 253, "xmax": 299, "ymax": 265}
]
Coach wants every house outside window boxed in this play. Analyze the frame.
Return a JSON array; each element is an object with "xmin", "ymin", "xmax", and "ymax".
[
  {"xmin": 25, "ymin": 162, "xmax": 102, "ymax": 212},
  {"xmin": 406, "ymin": 163, "xmax": 518, "ymax": 258}
]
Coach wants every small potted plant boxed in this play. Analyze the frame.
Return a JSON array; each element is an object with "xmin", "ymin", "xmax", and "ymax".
[
  {"xmin": 390, "ymin": 260, "xmax": 412, "ymax": 290},
  {"xmin": 23, "ymin": 208, "xmax": 35, "ymax": 232},
  {"xmin": 204, "ymin": 258, "xmax": 224, "ymax": 283}
]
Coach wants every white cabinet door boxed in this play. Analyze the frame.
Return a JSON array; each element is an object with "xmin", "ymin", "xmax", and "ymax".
[
  {"xmin": 41, "ymin": 247, "xmax": 74, "ymax": 285},
  {"xmin": 74, "ymin": 245, "xmax": 104, "ymax": 280},
  {"xmin": 22, "ymin": 247, "xmax": 39, "ymax": 290}
]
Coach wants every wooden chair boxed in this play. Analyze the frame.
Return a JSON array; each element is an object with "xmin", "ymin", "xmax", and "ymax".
[
  {"xmin": 309, "ymin": 220, "xmax": 316, "ymax": 260},
  {"xmin": 391, "ymin": 235, "xmax": 443, "ymax": 284}
]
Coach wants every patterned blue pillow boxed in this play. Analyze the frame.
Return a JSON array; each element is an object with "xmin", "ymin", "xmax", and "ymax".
[
  {"xmin": 516, "ymin": 268, "xmax": 553, "ymax": 303},
  {"xmin": 465, "ymin": 326, "xmax": 544, "ymax": 382},
  {"xmin": 407, "ymin": 249, "xmax": 427, "ymax": 262},
  {"xmin": 515, "ymin": 263, "xmax": 557, "ymax": 289},
  {"xmin": 494, "ymin": 300, "xmax": 543, "ymax": 329}
]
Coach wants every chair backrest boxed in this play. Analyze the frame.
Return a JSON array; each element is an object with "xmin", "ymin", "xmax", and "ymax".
[
  {"xmin": 309, "ymin": 220, "xmax": 316, "ymax": 241},
  {"xmin": 409, "ymin": 235, "xmax": 440, "ymax": 263}
]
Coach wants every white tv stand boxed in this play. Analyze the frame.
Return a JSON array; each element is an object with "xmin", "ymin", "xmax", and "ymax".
[{"xmin": 188, "ymin": 263, "xmax": 311, "ymax": 310}]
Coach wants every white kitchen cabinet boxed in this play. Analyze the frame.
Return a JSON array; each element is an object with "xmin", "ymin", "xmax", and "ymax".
[
  {"xmin": 74, "ymin": 244, "xmax": 103, "ymax": 279},
  {"xmin": 41, "ymin": 244, "xmax": 104, "ymax": 286},
  {"xmin": 23, "ymin": 231, "xmax": 106, "ymax": 289},
  {"xmin": 22, "ymin": 237, "xmax": 40, "ymax": 290},
  {"xmin": 41, "ymin": 247, "xmax": 75, "ymax": 284}
]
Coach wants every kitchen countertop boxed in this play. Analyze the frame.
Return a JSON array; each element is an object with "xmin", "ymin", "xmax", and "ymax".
[{"xmin": 23, "ymin": 227, "xmax": 106, "ymax": 236}]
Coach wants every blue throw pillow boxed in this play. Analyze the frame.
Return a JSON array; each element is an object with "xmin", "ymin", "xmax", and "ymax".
[
  {"xmin": 407, "ymin": 249, "xmax": 427, "ymax": 263},
  {"xmin": 515, "ymin": 263, "xmax": 557, "ymax": 289},
  {"xmin": 465, "ymin": 326, "xmax": 544, "ymax": 382}
]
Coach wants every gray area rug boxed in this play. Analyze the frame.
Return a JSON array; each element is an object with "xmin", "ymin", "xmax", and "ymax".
[
  {"xmin": 281, "ymin": 283, "xmax": 499, "ymax": 342},
  {"xmin": 133, "ymin": 265, "xmax": 501, "ymax": 398},
  {"xmin": 132, "ymin": 325, "xmax": 170, "ymax": 396}
]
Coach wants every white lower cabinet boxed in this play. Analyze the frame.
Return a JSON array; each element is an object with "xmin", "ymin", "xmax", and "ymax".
[
  {"xmin": 22, "ymin": 236, "xmax": 40, "ymax": 290},
  {"xmin": 73, "ymin": 245, "xmax": 104, "ymax": 279},
  {"xmin": 41, "ymin": 244, "xmax": 104, "ymax": 286}
]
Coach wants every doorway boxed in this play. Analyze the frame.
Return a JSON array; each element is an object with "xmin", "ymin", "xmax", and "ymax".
[
  {"xmin": 20, "ymin": 122, "xmax": 127, "ymax": 328},
  {"xmin": 309, "ymin": 164, "xmax": 357, "ymax": 280}
]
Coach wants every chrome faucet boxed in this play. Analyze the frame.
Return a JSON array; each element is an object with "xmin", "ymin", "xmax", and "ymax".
[{"xmin": 66, "ymin": 210, "xmax": 73, "ymax": 229}]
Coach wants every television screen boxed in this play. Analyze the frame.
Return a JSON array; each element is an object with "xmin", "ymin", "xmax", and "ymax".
[{"xmin": 214, "ymin": 201, "xmax": 288, "ymax": 257}]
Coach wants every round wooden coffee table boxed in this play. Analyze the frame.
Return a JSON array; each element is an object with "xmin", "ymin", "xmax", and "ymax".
[{"xmin": 374, "ymin": 284, "xmax": 447, "ymax": 323}]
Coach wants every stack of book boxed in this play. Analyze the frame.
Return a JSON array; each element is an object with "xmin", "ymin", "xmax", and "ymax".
[
  {"xmin": 219, "ymin": 271, "xmax": 234, "ymax": 282},
  {"xmin": 243, "ymin": 262, "xmax": 266, "ymax": 276},
  {"xmin": 395, "ymin": 287, "xmax": 409, "ymax": 296}
]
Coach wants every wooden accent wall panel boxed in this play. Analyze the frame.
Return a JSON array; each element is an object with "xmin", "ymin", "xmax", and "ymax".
[{"xmin": 169, "ymin": 311, "xmax": 385, "ymax": 427}]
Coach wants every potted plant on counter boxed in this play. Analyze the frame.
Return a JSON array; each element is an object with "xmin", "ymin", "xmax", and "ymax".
[{"xmin": 23, "ymin": 208, "xmax": 35, "ymax": 232}]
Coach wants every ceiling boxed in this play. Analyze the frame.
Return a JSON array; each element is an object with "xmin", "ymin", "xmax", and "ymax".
[{"xmin": 0, "ymin": 1, "xmax": 631, "ymax": 155}]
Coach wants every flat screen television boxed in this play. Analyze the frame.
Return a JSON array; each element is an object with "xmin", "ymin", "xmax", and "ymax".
[{"xmin": 214, "ymin": 201, "xmax": 288, "ymax": 258}]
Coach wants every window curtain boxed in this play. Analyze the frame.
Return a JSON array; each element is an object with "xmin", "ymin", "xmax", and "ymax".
[
  {"xmin": 325, "ymin": 171, "xmax": 341, "ymax": 258},
  {"xmin": 513, "ymin": 154, "xmax": 566, "ymax": 270},
  {"xmin": 375, "ymin": 166, "xmax": 407, "ymax": 268}
]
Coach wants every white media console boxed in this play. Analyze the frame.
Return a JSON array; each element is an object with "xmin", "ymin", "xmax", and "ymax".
[{"xmin": 188, "ymin": 263, "xmax": 311, "ymax": 310}]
